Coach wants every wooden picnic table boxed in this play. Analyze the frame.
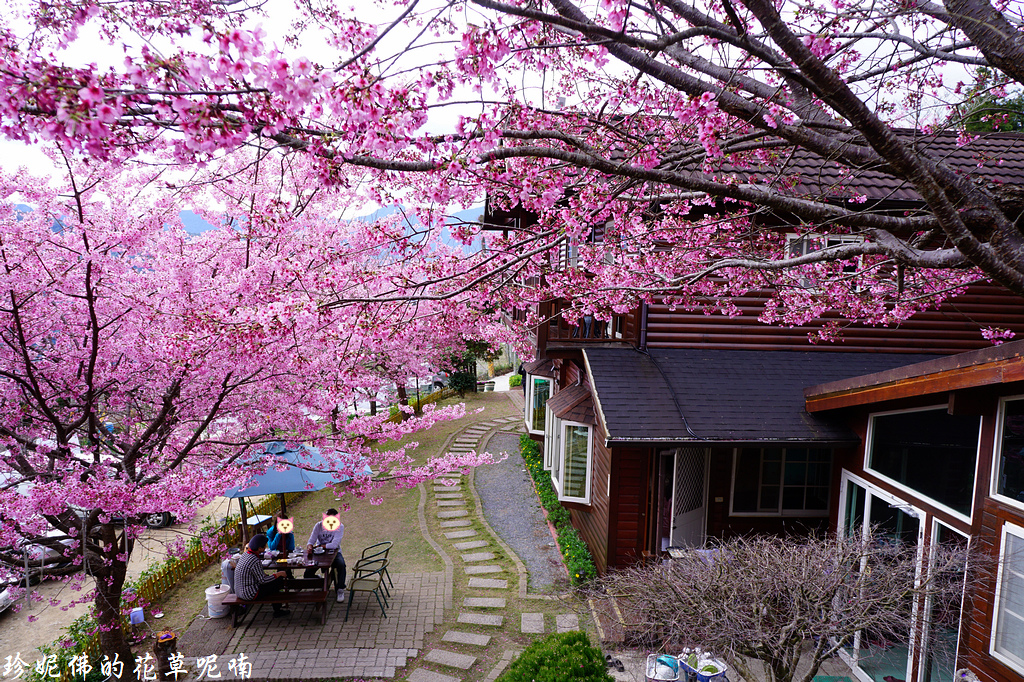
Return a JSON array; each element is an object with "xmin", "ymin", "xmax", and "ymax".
[{"xmin": 223, "ymin": 549, "xmax": 338, "ymax": 626}]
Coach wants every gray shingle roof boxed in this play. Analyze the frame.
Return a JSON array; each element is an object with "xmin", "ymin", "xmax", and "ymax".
[{"xmin": 583, "ymin": 347, "xmax": 938, "ymax": 444}]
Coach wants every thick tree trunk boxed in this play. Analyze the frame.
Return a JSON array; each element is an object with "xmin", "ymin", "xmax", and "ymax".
[{"xmin": 93, "ymin": 523, "xmax": 134, "ymax": 667}]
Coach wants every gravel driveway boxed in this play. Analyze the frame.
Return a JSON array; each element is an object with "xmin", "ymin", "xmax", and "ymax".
[{"xmin": 474, "ymin": 429, "xmax": 569, "ymax": 594}]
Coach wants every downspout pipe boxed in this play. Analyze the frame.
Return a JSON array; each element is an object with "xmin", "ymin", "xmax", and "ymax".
[{"xmin": 639, "ymin": 302, "xmax": 649, "ymax": 351}]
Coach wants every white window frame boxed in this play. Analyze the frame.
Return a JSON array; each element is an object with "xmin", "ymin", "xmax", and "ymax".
[
  {"xmin": 992, "ymin": 395, "xmax": 1024, "ymax": 513},
  {"xmin": 990, "ymin": 522, "xmax": 1024, "ymax": 675},
  {"xmin": 525, "ymin": 375, "xmax": 553, "ymax": 436},
  {"xmin": 917, "ymin": 519, "xmax": 968, "ymax": 682},
  {"xmin": 786, "ymin": 232, "xmax": 864, "ymax": 290},
  {"xmin": 728, "ymin": 447, "xmax": 832, "ymax": 517},
  {"xmin": 543, "ymin": 404, "xmax": 560, "ymax": 471},
  {"xmin": 837, "ymin": 471, "xmax": 925, "ymax": 682},
  {"xmin": 864, "ymin": 405, "xmax": 980, "ymax": 524},
  {"xmin": 554, "ymin": 420, "xmax": 592, "ymax": 505}
]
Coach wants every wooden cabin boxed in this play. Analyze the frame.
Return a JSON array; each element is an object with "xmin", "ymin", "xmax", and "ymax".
[{"xmin": 499, "ymin": 131, "xmax": 1024, "ymax": 682}]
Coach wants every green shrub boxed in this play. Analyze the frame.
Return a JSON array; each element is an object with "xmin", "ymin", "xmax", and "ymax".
[
  {"xmin": 519, "ymin": 434, "xmax": 597, "ymax": 586},
  {"xmin": 496, "ymin": 631, "xmax": 613, "ymax": 682},
  {"xmin": 448, "ymin": 370, "xmax": 476, "ymax": 396},
  {"xmin": 508, "ymin": 374, "xmax": 523, "ymax": 387}
]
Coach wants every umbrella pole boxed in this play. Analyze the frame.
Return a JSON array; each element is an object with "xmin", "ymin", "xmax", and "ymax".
[
  {"xmin": 279, "ymin": 493, "xmax": 287, "ymax": 519},
  {"xmin": 239, "ymin": 497, "xmax": 249, "ymax": 546}
]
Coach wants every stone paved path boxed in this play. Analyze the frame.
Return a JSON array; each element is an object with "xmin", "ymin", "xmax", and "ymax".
[{"xmin": 405, "ymin": 410, "xmax": 585, "ymax": 682}]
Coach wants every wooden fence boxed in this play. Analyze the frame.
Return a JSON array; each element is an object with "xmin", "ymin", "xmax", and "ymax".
[{"xmin": 69, "ymin": 492, "xmax": 304, "ymax": 679}]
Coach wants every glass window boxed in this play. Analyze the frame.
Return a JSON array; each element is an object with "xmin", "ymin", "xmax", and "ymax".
[
  {"xmin": 993, "ymin": 523, "xmax": 1024, "ymax": 674},
  {"xmin": 996, "ymin": 398, "xmax": 1024, "ymax": 506},
  {"xmin": 526, "ymin": 376, "xmax": 552, "ymax": 434},
  {"xmin": 544, "ymin": 405, "xmax": 560, "ymax": 471},
  {"xmin": 731, "ymin": 447, "xmax": 831, "ymax": 515},
  {"xmin": 868, "ymin": 408, "xmax": 979, "ymax": 517},
  {"xmin": 554, "ymin": 421, "xmax": 591, "ymax": 504}
]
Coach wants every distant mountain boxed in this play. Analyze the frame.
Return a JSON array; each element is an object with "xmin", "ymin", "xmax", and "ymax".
[{"xmin": 16, "ymin": 203, "xmax": 487, "ymax": 254}]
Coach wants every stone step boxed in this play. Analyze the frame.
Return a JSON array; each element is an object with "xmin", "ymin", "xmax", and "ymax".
[
  {"xmin": 468, "ymin": 578, "xmax": 508, "ymax": 589},
  {"xmin": 425, "ymin": 649, "xmax": 477, "ymax": 671},
  {"xmin": 435, "ymin": 492, "xmax": 464, "ymax": 499},
  {"xmin": 440, "ymin": 519, "xmax": 472, "ymax": 528},
  {"xmin": 464, "ymin": 597, "xmax": 506, "ymax": 608},
  {"xmin": 457, "ymin": 613, "xmax": 504, "ymax": 627},
  {"xmin": 442, "ymin": 630, "xmax": 492, "ymax": 647},
  {"xmin": 453, "ymin": 540, "xmax": 489, "ymax": 551},
  {"xmin": 408, "ymin": 669, "xmax": 460, "ymax": 682},
  {"xmin": 461, "ymin": 552, "xmax": 495, "ymax": 562},
  {"xmin": 436, "ymin": 500, "xmax": 467, "ymax": 507},
  {"xmin": 521, "ymin": 613, "xmax": 544, "ymax": 634},
  {"xmin": 556, "ymin": 614, "xmax": 580, "ymax": 632},
  {"xmin": 443, "ymin": 529, "xmax": 478, "ymax": 540},
  {"xmin": 437, "ymin": 510, "xmax": 469, "ymax": 519},
  {"xmin": 433, "ymin": 486, "xmax": 462, "ymax": 492},
  {"xmin": 464, "ymin": 565, "xmax": 503, "ymax": 575}
]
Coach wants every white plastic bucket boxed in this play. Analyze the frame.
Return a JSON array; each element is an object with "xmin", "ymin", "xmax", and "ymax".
[{"xmin": 205, "ymin": 584, "xmax": 231, "ymax": 619}]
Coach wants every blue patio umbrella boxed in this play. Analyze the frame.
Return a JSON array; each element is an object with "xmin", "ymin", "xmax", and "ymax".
[{"xmin": 224, "ymin": 441, "xmax": 369, "ymax": 542}]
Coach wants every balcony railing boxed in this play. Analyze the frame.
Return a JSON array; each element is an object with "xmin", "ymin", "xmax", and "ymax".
[{"xmin": 543, "ymin": 303, "xmax": 638, "ymax": 345}]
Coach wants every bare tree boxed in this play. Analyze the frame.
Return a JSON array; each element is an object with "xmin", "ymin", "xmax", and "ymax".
[{"xmin": 595, "ymin": 532, "xmax": 971, "ymax": 682}]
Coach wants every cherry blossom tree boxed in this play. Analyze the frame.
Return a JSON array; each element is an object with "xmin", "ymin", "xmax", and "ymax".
[
  {"xmin": 0, "ymin": 0, "xmax": 1021, "ymax": 660},
  {"xmin": 3, "ymin": 0, "xmax": 1024, "ymax": 339},
  {"xmin": 0, "ymin": 153, "xmax": 506, "ymax": 661}
]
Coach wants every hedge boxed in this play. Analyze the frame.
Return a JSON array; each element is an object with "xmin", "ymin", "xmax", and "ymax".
[
  {"xmin": 520, "ymin": 434, "xmax": 597, "ymax": 586},
  {"xmin": 496, "ymin": 631, "xmax": 613, "ymax": 682}
]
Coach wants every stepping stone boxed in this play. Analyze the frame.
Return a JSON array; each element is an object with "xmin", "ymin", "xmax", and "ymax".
[
  {"xmin": 440, "ymin": 519, "xmax": 472, "ymax": 528},
  {"xmin": 556, "ymin": 614, "xmax": 580, "ymax": 632},
  {"xmin": 444, "ymin": 529, "xmax": 478, "ymax": 540},
  {"xmin": 436, "ymin": 500, "xmax": 466, "ymax": 507},
  {"xmin": 442, "ymin": 630, "xmax": 492, "ymax": 647},
  {"xmin": 435, "ymin": 492, "xmax": 464, "ymax": 499},
  {"xmin": 438, "ymin": 510, "xmax": 469, "ymax": 518},
  {"xmin": 454, "ymin": 437, "xmax": 478, "ymax": 444},
  {"xmin": 464, "ymin": 565, "xmax": 503, "ymax": 574},
  {"xmin": 461, "ymin": 552, "xmax": 495, "ymax": 562},
  {"xmin": 464, "ymin": 597, "xmax": 506, "ymax": 608},
  {"xmin": 425, "ymin": 649, "xmax": 477, "ymax": 671},
  {"xmin": 468, "ymin": 578, "xmax": 508, "ymax": 589},
  {"xmin": 433, "ymin": 485, "xmax": 462, "ymax": 492},
  {"xmin": 521, "ymin": 613, "xmax": 544, "ymax": 634},
  {"xmin": 408, "ymin": 670, "xmax": 459, "ymax": 682},
  {"xmin": 453, "ymin": 540, "xmax": 489, "ymax": 550},
  {"xmin": 457, "ymin": 613, "xmax": 504, "ymax": 627}
]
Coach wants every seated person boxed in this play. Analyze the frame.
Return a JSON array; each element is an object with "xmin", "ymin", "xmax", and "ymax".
[
  {"xmin": 267, "ymin": 517, "xmax": 296, "ymax": 553},
  {"xmin": 234, "ymin": 534, "xmax": 290, "ymax": 617},
  {"xmin": 304, "ymin": 508, "xmax": 347, "ymax": 603},
  {"xmin": 220, "ymin": 556, "xmax": 237, "ymax": 593}
]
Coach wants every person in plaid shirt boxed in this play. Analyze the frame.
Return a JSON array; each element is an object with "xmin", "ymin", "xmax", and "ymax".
[{"xmin": 234, "ymin": 534, "xmax": 290, "ymax": 617}]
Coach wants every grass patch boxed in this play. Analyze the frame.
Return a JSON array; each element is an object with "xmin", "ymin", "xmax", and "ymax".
[{"xmin": 148, "ymin": 392, "xmax": 517, "ymax": 633}]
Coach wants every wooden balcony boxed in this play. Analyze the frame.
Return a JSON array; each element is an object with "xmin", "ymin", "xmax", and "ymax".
[{"xmin": 540, "ymin": 303, "xmax": 640, "ymax": 352}]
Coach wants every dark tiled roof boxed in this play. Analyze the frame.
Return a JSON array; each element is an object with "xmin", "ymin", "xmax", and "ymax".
[
  {"xmin": 583, "ymin": 347, "xmax": 938, "ymax": 444},
  {"xmin": 524, "ymin": 358, "xmax": 558, "ymax": 378},
  {"xmin": 546, "ymin": 384, "xmax": 596, "ymax": 424},
  {"xmin": 704, "ymin": 130, "xmax": 1024, "ymax": 203}
]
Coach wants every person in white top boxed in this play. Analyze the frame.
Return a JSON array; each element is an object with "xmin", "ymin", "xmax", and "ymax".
[{"xmin": 304, "ymin": 508, "xmax": 347, "ymax": 601}]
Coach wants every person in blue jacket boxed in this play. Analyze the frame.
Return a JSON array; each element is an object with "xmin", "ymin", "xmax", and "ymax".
[{"xmin": 267, "ymin": 517, "xmax": 296, "ymax": 553}]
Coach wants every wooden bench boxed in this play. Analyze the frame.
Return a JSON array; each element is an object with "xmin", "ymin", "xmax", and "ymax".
[{"xmin": 223, "ymin": 579, "xmax": 330, "ymax": 626}]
